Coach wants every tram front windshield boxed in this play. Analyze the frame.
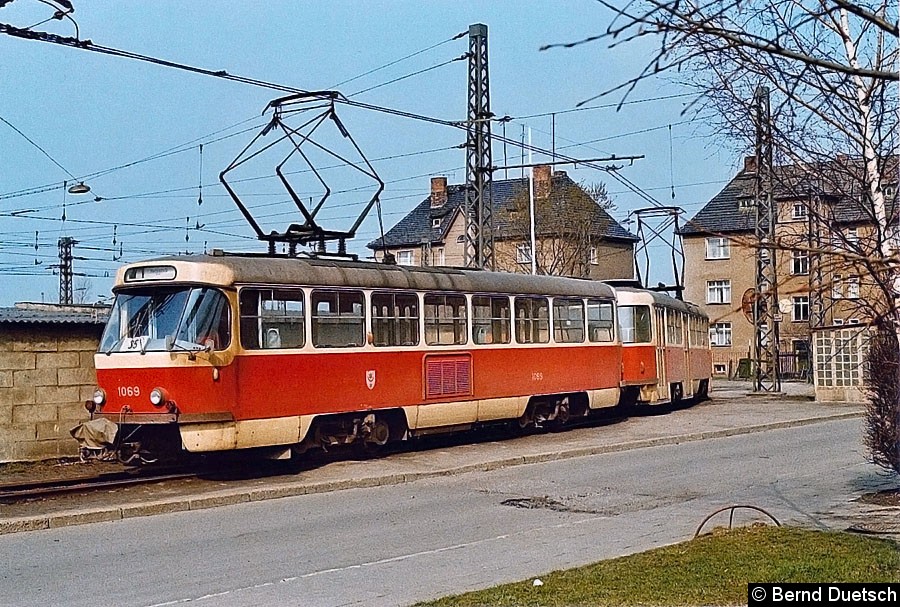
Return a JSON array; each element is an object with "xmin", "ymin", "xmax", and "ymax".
[{"xmin": 99, "ymin": 287, "xmax": 230, "ymax": 353}]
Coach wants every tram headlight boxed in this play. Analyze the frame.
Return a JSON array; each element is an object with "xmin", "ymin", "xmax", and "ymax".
[
  {"xmin": 92, "ymin": 388, "xmax": 106, "ymax": 406},
  {"xmin": 149, "ymin": 387, "xmax": 168, "ymax": 407}
]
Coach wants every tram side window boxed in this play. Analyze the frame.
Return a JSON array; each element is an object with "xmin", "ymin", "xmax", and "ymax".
[
  {"xmin": 553, "ymin": 298, "xmax": 585, "ymax": 343},
  {"xmin": 424, "ymin": 294, "xmax": 467, "ymax": 345},
  {"xmin": 311, "ymin": 290, "xmax": 365, "ymax": 348},
  {"xmin": 587, "ymin": 299, "xmax": 615, "ymax": 342},
  {"xmin": 371, "ymin": 291, "xmax": 419, "ymax": 346},
  {"xmin": 666, "ymin": 310, "xmax": 684, "ymax": 345},
  {"xmin": 472, "ymin": 295, "xmax": 511, "ymax": 344},
  {"xmin": 515, "ymin": 296, "xmax": 550, "ymax": 344},
  {"xmin": 239, "ymin": 288, "xmax": 304, "ymax": 350},
  {"xmin": 618, "ymin": 305, "xmax": 652, "ymax": 344}
]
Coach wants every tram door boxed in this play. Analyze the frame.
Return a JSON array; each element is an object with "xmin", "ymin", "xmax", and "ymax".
[{"xmin": 655, "ymin": 306, "xmax": 668, "ymax": 401}]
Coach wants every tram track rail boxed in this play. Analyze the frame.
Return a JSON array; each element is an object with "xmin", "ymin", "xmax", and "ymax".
[{"xmin": 0, "ymin": 468, "xmax": 197, "ymax": 503}]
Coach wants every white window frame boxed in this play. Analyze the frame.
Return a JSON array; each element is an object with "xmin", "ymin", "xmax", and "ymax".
[
  {"xmin": 792, "ymin": 295, "xmax": 809, "ymax": 322},
  {"xmin": 705, "ymin": 237, "xmax": 730, "ymax": 260},
  {"xmin": 396, "ymin": 250, "xmax": 414, "ymax": 266},
  {"xmin": 790, "ymin": 249, "xmax": 809, "ymax": 275},
  {"xmin": 589, "ymin": 246, "xmax": 598, "ymax": 265},
  {"xmin": 847, "ymin": 276, "xmax": 860, "ymax": 299},
  {"xmin": 712, "ymin": 363, "xmax": 728, "ymax": 376},
  {"xmin": 832, "ymin": 274, "xmax": 843, "ymax": 299},
  {"xmin": 845, "ymin": 227, "xmax": 859, "ymax": 245},
  {"xmin": 516, "ymin": 243, "xmax": 533, "ymax": 264},
  {"xmin": 706, "ymin": 280, "xmax": 731, "ymax": 304},
  {"xmin": 709, "ymin": 322, "xmax": 732, "ymax": 347},
  {"xmin": 792, "ymin": 201, "xmax": 808, "ymax": 220},
  {"xmin": 432, "ymin": 218, "xmax": 441, "ymax": 229}
]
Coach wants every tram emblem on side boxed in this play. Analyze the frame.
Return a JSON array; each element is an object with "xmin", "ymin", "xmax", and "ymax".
[{"xmin": 366, "ymin": 370, "xmax": 376, "ymax": 390}]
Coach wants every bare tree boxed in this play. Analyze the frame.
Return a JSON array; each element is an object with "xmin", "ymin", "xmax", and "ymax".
[
  {"xmin": 545, "ymin": 0, "xmax": 898, "ymax": 474},
  {"xmin": 495, "ymin": 180, "xmax": 616, "ymax": 278}
]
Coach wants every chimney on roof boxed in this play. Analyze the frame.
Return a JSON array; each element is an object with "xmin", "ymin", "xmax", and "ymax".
[
  {"xmin": 743, "ymin": 156, "xmax": 758, "ymax": 174},
  {"xmin": 430, "ymin": 176, "xmax": 448, "ymax": 208},
  {"xmin": 534, "ymin": 164, "xmax": 551, "ymax": 199}
]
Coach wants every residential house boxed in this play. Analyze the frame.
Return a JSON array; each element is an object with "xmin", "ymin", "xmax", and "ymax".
[
  {"xmin": 679, "ymin": 155, "xmax": 898, "ymax": 378},
  {"xmin": 368, "ymin": 165, "xmax": 638, "ymax": 280}
]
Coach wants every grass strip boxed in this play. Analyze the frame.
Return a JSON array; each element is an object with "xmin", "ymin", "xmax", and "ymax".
[{"xmin": 415, "ymin": 526, "xmax": 900, "ymax": 606}]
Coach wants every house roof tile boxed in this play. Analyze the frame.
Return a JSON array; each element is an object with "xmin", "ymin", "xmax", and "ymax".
[{"xmin": 368, "ymin": 173, "xmax": 637, "ymax": 249}]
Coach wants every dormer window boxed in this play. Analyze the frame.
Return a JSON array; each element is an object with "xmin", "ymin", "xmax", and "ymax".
[
  {"xmin": 738, "ymin": 197, "xmax": 754, "ymax": 210},
  {"xmin": 432, "ymin": 219, "xmax": 441, "ymax": 229}
]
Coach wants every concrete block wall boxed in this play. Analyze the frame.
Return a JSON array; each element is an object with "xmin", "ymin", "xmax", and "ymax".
[{"xmin": 0, "ymin": 325, "xmax": 102, "ymax": 462}]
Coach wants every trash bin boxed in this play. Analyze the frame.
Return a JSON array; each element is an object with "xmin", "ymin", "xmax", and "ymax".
[{"xmin": 737, "ymin": 358, "xmax": 752, "ymax": 379}]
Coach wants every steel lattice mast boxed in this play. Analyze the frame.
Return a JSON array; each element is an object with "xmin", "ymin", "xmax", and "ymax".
[
  {"xmin": 57, "ymin": 236, "xmax": 76, "ymax": 305},
  {"xmin": 464, "ymin": 23, "xmax": 494, "ymax": 270},
  {"xmin": 753, "ymin": 86, "xmax": 781, "ymax": 392}
]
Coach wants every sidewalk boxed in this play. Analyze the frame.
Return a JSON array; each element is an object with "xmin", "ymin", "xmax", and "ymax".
[{"xmin": 0, "ymin": 385, "xmax": 859, "ymax": 535}]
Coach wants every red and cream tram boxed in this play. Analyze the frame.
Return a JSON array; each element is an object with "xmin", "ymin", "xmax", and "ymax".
[
  {"xmin": 85, "ymin": 253, "xmax": 710, "ymax": 462},
  {"xmin": 615, "ymin": 287, "xmax": 711, "ymax": 406}
]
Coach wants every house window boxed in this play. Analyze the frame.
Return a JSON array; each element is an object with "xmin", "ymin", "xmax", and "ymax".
[
  {"xmin": 792, "ymin": 201, "xmax": 808, "ymax": 219},
  {"xmin": 516, "ymin": 243, "xmax": 533, "ymax": 264},
  {"xmin": 432, "ymin": 219, "xmax": 441, "ymax": 229},
  {"xmin": 713, "ymin": 363, "xmax": 728, "ymax": 376},
  {"xmin": 396, "ymin": 250, "xmax": 414, "ymax": 266},
  {"xmin": 589, "ymin": 246, "xmax": 598, "ymax": 265},
  {"xmin": 884, "ymin": 185, "xmax": 896, "ymax": 198},
  {"xmin": 849, "ymin": 318, "xmax": 860, "ymax": 324},
  {"xmin": 705, "ymin": 237, "xmax": 730, "ymax": 260},
  {"xmin": 792, "ymin": 295, "xmax": 809, "ymax": 322},
  {"xmin": 709, "ymin": 322, "xmax": 732, "ymax": 347},
  {"xmin": 738, "ymin": 197, "xmax": 754, "ymax": 210},
  {"xmin": 706, "ymin": 280, "xmax": 731, "ymax": 304},
  {"xmin": 791, "ymin": 250, "xmax": 809, "ymax": 275},
  {"xmin": 456, "ymin": 235, "xmax": 465, "ymax": 243},
  {"xmin": 832, "ymin": 274, "xmax": 843, "ymax": 299},
  {"xmin": 833, "ymin": 318, "xmax": 844, "ymax": 326},
  {"xmin": 846, "ymin": 227, "xmax": 859, "ymax": 245},
  {"xmin": 847, "ymin": 276, "xmax": 860, "ymax": 299}
]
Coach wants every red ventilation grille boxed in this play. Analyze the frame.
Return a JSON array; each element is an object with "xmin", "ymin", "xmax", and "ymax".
[{"xmin": 425, "ymin": 355, "xmax": 472, "ymax": 399}]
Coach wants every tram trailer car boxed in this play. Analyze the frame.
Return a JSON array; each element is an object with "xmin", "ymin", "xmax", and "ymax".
[
  {"xmin": 614, "ymin": 287, "xmax": 711, "ymax": 406},
  {"xmin": 85, "ymin": 253, "xmax": 710, "ymax": 463}
]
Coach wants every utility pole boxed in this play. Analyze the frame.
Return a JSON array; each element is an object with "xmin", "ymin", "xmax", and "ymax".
[
  {"xmin": 464, "ymin": 22, "xmax": 494, "ymax": 271},
  {"xmin": 58, "ymin": 236, "xmax": 76, "ymax": 305},
  {"xmin": 752, "ymin": 86, "xmax": 781, "ymax": 392}
]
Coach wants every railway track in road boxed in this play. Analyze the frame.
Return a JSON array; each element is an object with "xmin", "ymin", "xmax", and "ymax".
[{"xmin": 0, "ymin": 468, "xmax": 197, "ymax": 503}]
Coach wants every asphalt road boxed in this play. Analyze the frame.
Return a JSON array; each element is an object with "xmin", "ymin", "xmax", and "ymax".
[{"xmin": 0, "ymin": 416, "xmax": 882, "ymax": 607}]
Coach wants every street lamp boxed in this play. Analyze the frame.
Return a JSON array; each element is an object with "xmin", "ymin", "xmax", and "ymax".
[{"xmin": 67, "ymin": 182, "xmax": 91, "ymax": 195}]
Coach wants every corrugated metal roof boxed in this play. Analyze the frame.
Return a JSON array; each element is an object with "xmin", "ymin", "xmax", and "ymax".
[{"xmin": 0, "ymin": 307, "xmax": 109, "ymax": 326}]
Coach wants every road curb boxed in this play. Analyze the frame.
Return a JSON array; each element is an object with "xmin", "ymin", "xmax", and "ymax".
[{"xmin": 0, "ymin": 410, "xmax": 862, "ymax": 535}]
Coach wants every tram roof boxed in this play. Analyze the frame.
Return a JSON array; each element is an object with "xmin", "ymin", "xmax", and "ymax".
[
  {"xmin": 614, "ymin": 287, "xmax": 706, "ymax": 317},
  {"xmin": 114, "ymin": 254, "xmax": 617, "ymax": 299}
]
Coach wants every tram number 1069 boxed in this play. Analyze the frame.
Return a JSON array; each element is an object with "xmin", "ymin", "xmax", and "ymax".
[{"xmin": 117, "ymin": 386, "xmax": 141, "ymax": 397}]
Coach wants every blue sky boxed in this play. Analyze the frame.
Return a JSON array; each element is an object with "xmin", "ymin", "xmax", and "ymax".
[{"xmin": 0, "ymin": 1, "xmax": 744, "ymax": 305}]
